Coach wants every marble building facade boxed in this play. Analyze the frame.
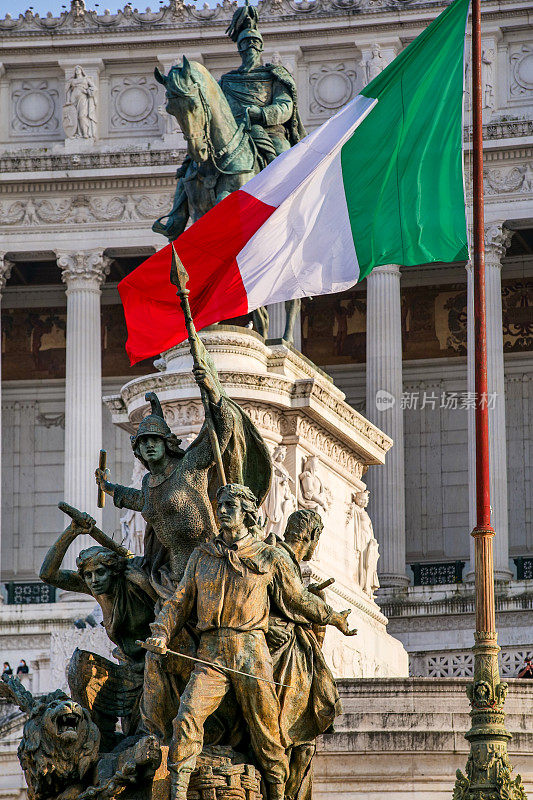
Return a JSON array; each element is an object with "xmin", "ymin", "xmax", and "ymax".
[{"xmin": 0, "ymin": 0, "xmax": 532, "ymax": 697}]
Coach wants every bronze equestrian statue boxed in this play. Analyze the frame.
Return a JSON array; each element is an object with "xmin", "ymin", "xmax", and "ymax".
[{"xmin": 152, "ymin": 4, "xmax": 305, "ymax": 344}]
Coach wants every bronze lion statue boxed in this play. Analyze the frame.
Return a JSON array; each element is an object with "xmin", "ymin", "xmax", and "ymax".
[{"xmin": 0, "ymin": 676, "xmax": 100, "ymax": 800}]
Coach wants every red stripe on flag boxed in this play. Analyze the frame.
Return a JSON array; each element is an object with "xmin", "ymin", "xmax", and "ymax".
[{"xmin": 119, "ymin": 189, "xmax": 275, "ymax": 364}]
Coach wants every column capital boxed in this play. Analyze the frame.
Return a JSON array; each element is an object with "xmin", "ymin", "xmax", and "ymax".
[
  {"xmin": 58, "ymin": 250, "xmax": 111, "ymax": 290},
  {"xmin": 0, "ymin": 253, "xmax": 14, "ymax": 294},
  {"xmin": 367, "ymin": 263, "xmax": 401, "ymax": 278},
  {"xmin": 484, "ymin": 222, "xmax": 513, "ymax": 264}
]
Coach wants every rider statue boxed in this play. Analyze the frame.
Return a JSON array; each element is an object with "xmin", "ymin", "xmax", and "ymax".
[
  {"xmin": 221, "ymin": 2, "xmax": 305, "ymax": 164},
  {"xmin": 152, "ymin": 2, "xmax": 305, "ymax": 344},
  {"xmin": 222, "ymin": 3, "xmax": 306, "ymax": 343}
]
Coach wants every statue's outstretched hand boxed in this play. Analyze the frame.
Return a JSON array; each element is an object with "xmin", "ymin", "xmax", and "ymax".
[{"xmin": 330, "ymin": 609, "xmax": 357, "ymax": 637}]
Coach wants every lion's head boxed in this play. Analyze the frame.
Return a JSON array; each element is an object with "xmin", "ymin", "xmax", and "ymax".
[{"xmin": 1, "ymin": 677, "xmax": 100, "ymax": 800}]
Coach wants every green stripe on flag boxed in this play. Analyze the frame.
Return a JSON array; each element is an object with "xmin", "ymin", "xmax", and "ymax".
[{"xmin": 341, "ymin": 0, "xmax": 470, "ymax": 278}]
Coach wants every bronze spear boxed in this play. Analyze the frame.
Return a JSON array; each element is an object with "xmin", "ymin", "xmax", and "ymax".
[
  {"xmin": 136, "ymin": 640, "xmax": 293, "ymax": 689},
  {"xmin": 170, "ymin": 245, "xmax": 226, "ymax": 487}
]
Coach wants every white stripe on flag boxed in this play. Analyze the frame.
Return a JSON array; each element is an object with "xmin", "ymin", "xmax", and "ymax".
[
  {"xmin": 244, "ymin": 94, "xmax": 377, "ymax": 207},
  {"xmin": 239, "ymin": 148, "xmax": 360, "ymax": 311}
]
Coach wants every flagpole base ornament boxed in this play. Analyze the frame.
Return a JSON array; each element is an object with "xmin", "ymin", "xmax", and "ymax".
[{"xmin": 453, "ymin": 635, "xmax": 527, "ymax": 800}]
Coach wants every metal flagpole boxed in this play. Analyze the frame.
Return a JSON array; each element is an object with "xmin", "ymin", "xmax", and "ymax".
[
  {"xmin": 169, "ymin": 245, "xmax": 227, "ymax": 487},
  {"xmin": 453, "ymin": 0, "xmax": 527, "ymax": 795}
]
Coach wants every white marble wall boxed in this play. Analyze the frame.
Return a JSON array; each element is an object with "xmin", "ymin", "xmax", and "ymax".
[
  {"xmin": 329, "ymin": 354, "xmax": 533, "ymax": 574},
  {"xmin": 1, "ymin": 381, "xmax": 135, "ymax": 583}
]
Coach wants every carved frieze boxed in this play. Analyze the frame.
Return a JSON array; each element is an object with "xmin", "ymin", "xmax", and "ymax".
[
  {"xmin": 0, "ymin": 193, "xmax": 173, "ymax": 228},
  {"xmin": 280, "ymin": 413, "xmax": 365, "ymax": 479},
  {"xmin": 36, "ymin": 412, "xmax": 66, "ymax": 428},
  {"xmin": 240, "ymin": 402, "xmax": 283, "ymax": 435},
  {"xmin": 484, "ymin": 163, "xmax": 533, "ymax": 196},
  {"xmin": 0, "ymin": 0, "xmax": 437, "ymax": 36},
  {"xmin": 10, "ymin": 78, "xmax": 61, "ymax": 140},
  {"xmin": 109, "ymin": 74, "xmax": 161, "ymax": 134}
]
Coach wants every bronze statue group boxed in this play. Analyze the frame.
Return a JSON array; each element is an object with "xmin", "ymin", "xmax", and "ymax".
[
  {"xmin": 35, "ymin": 351, "xmax": 356, "ymax": 800},
  {"xmin": 1, "ymin": 8, "xmax": 357, "ymax": 799}
]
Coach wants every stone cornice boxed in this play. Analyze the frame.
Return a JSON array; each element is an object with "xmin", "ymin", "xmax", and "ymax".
[
  {"xmin": 0, "ymin": 149, "xmax": 181, "ymax": 176},
  {"xmin": 0, "ymin": 175, "xmax": 175, "ymax": 194},
  {"xmin": 0, "ymin": 0, "xmax": 529, "ymax": 43},
  {"xmin": 1, "ymin": 128, "xmax": 530, "ymax": 182}
]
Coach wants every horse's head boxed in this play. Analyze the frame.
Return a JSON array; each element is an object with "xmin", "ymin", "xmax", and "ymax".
[{"xmin": 155, "ymin": 58, "xmax": 210, "ymax": 163}]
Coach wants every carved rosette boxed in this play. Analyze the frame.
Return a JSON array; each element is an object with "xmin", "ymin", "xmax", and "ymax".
[{"xmin": 57, "ymin": 250, "xmax": 111, "ymax": 291}]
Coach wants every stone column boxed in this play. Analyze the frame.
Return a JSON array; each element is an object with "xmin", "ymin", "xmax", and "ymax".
[
  {"xmin": 0, "ymin": 254, "xmax": 13, "ymax": 595},
  {"xmin": 467, "ymin": 224, "xmax": 513, "ymax": 580},
  {"xmin": 365, "ymin": 264, "xmax": 408, "ymax": 587},
  {"xmin": 58, "ymin": 251, "xmax": 110, "ymax": 569}
]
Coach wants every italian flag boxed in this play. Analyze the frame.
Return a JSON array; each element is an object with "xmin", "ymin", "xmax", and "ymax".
[{"xmin": 120, "ymin": 0, "xmax": 469, "ymax": 365}]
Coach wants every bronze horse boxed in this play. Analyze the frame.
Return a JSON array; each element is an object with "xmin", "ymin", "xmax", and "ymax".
[
  {"xmin": 153, "ymin": 57, "xmax": 300, "ymax": 343},
  {"xmin": 153, "ymin": 58, "xmax": 260, "ymax": 239}
]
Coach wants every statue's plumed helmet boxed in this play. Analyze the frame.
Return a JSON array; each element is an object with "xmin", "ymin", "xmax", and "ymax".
[
  {"xmin": 130, "ymin": 392, "xmax": 185, "ymax": 463},
  {"xmin": 226, "ymin": 0, "xmax": 260, "ymax": 44}
]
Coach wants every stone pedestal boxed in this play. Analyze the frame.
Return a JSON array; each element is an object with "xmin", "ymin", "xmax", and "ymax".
[{"xmin": 105, "ymin": 326, "xmax": 408, "ymax": 678}]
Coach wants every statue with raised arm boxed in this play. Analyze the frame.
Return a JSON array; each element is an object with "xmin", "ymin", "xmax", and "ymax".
[
  {"xmin": 39, "ymin": 507, "xmax": 156, "ymax": 748},
  {"xmin": 95, "ymin": 353, "xmax": 271, "ymax": 742}
]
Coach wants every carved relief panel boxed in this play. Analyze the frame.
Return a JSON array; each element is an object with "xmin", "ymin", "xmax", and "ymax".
[
  {"xmin": 308, "ymin": 61, "xmax": 356, "ymax": 119},
  {"xmin": 509, "ymin": 43, "xmax": 533, "ymax": 103},
  {"xmin": 10, "ymin": 77, "xmax": 62, "ymax": 140},
  {"xmin": 108, "ymin": 73, "xmax": 162, "ymax": 136}
]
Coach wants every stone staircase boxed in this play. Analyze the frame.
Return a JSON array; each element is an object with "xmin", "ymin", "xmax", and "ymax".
[{"xmin": 314, "ymin": 677, "xmax": 533, "ymax": 799}]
